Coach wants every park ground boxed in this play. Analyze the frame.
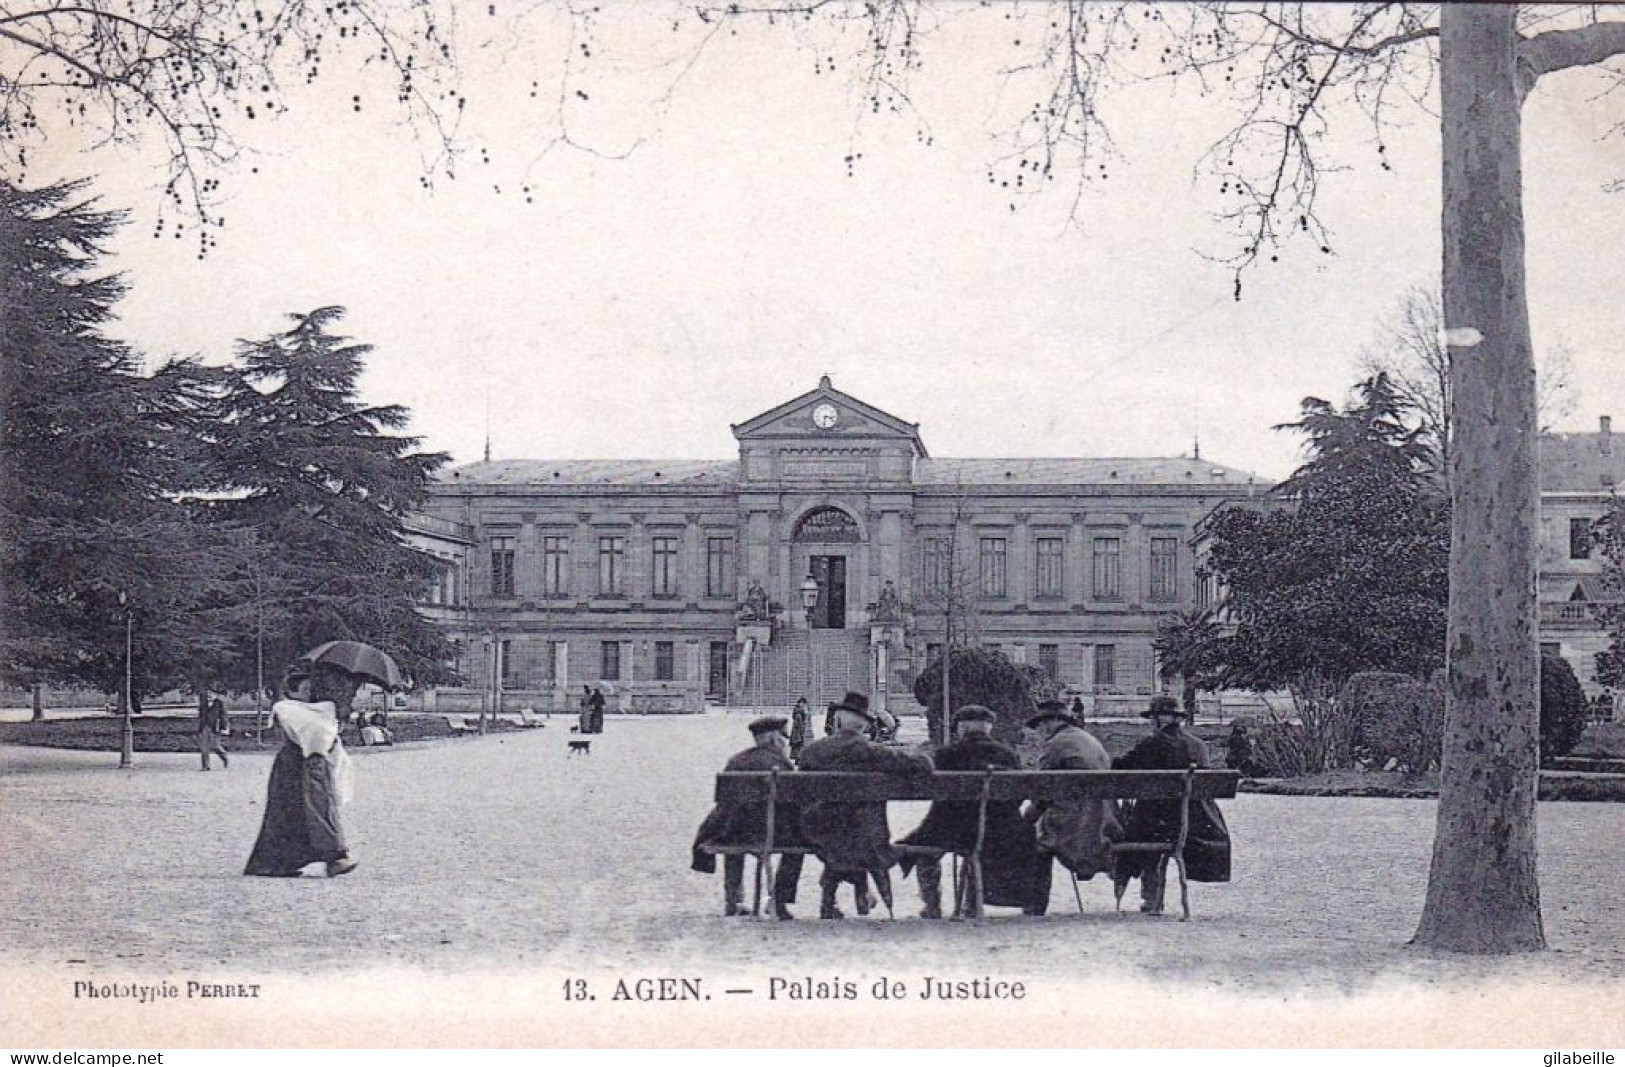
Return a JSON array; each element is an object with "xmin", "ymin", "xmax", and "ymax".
[{"xmin": 2, "ymin": 712, "xmax": 1623, "ymax": 1047}]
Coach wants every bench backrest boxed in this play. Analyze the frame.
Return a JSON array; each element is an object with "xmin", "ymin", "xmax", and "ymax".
[{"xmin": 715, "ymin": 769, "xmax": 1239, "ymax": 805}]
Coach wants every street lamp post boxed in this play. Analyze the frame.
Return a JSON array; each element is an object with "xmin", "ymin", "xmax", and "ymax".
[
  {"xmin": 800, "ymin": 574, "xmax": 820, "ymax": 706},
  {"xmin": 117, "ymin": 591, "xmax": 133, "ymax": 769}
]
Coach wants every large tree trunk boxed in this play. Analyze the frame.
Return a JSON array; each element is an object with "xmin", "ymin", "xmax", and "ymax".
[
  {"xmin": 1413, "ymin": 5, "xmax": 1545, "ymax": 953},
  {"xmin": 30, "ymin": 683, "xmax": 43, "ymax": 722}
]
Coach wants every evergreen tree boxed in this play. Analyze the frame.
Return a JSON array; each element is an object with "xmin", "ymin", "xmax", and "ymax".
[
  {"xmin": 1201, "ymin": 374, "xmax": 1451, "ymax": 770},
  {"xmin": 0, "ymin": 179, "xmax": 228, "ymax": 710},
  {"xmin": 214, "ymin": 307, "xmax": 454, "ymax": 687}
]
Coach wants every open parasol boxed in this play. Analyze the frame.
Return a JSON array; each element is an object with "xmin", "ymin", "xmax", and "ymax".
[{"xmin": 298, "ymin": 640, "xmax": 405, "ymax": 691}]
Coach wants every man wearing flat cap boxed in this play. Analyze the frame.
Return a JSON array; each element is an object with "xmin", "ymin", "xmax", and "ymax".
[
  {"xmin": 1023, "ymin": 697, "xmax": 1122, "ymax": 914},
  {"xmin": 691, "ymin": 715, "xmax": 805, "ymax": 919},
  {"xmin": 1112, "ymin": 694, "xmax": 1231, "ymax": 914},
  {"xmin": 895, "ymin": 705, "xmax": 1047, "ymax": 917},
  {"xmin": 798, "ymin": 691, "xmax": 934, "ymax": 919}
]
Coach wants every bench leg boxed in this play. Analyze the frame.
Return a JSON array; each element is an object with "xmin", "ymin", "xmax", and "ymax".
[{"xmin": 1174, "ymin": 852, "xmax": 1190, "ymax": 922}]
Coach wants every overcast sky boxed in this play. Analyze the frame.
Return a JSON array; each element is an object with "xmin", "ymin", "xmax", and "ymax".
[{"xmin": 39, "ymin": 4, "xmax": 1625, "ymax": 481}]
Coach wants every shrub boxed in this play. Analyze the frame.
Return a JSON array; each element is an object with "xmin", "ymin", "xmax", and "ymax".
[
  {"xmin": 1341, "ymin": 670, "xmax": 1444, "ymax": 773},
  {"xmin": 1245, "ymin": 720, "xmax": 1309, "ymax": 778},
  {"xmin": 1541, "ymin": 652, "xmax": 1588, "ymax": 761},
  {"xmin": 911, "ymin": 646, "xmax": 1045, "ymax": 745}
]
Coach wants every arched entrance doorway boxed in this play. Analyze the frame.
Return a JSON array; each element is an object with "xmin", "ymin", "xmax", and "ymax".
[{"xmin": 792, "ymin": 506, "xmax": 860, "ymax": 630}]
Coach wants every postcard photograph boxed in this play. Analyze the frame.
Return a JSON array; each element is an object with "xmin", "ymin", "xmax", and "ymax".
[{"xmin": 2, "ymin": 1, "xmax": 1624, "ymax": 1051}]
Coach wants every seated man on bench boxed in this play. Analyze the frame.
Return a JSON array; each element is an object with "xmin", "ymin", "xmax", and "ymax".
[
  {"xmin": 1111, "ymin": 695, "xmax": 1232, "ymax": 915},
  {"xmin": 799, "ymin": 692, "xmax": 933, "ymax": 920},
  {"xmin": 1025, "ymin": 698, "xmax": 1123, "ymax": 915},
  {"xmin": 691, "ymin": 715, "xmax": 805, "ymax": 920},
  {"xmin": 895, "ymin": 705, "xmax": 1047, "ymax": 918}
]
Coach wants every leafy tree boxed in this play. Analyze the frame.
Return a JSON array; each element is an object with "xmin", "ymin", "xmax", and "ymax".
[
  {"xmin": 211, "ymin": 306, "xmax": 456, "ymax": 687},
  {"xmin": 1153, "ymin": 608, "xmax": 1225, "ymax": 714},
  {"xmin": 1539, "ymin": 652, "xmax": 1588, "ymax": 762},
  {"xmin": 1200, "ymin": 374, "xmax": 1449, "ymax": 771},
  {"xmin": 0, "ymin": 179, "xmax": 229, "ymax": 713},
  {"xmin": 911, "ymin": 646, "xmax": 1044, "ymax": 747}
]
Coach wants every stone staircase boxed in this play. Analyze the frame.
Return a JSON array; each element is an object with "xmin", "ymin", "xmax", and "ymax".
[{"xmin": 736, "ymin": 627, "xmax": 871, "ymax": 707}]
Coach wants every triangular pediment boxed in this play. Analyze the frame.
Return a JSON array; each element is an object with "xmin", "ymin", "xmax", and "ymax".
[{"xmin": 732, "ymin": 376, "xmax": 928, "ymax": 457}]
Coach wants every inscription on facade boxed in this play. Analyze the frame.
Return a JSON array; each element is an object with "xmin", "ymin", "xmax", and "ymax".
[
  {"xmin": 784, "ymin": 459, "xmax": 869, "ymax": 480},
  {"xmin": 793, "ymin": 506, "xmax": 861, "ymax": 544}
]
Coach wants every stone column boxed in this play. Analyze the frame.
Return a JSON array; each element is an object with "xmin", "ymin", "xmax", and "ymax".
[
  {"xmin": 628, "ymin": 513, "xmax": 648, "ymax": 601},
  {"xmin": 1125, "ymin": 513, "xmax": 1147, "ymax": 607},
  {"xmin": 1012, "ymin": 512, "xmax": 1031, "ymax": 602}
]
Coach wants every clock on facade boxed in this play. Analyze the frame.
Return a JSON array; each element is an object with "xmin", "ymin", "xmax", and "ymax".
[{"xmin": 812, "ymin": 403, "xmax": 840, "ymax": 429}]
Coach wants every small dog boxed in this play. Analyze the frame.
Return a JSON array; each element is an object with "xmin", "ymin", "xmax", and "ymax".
[{"xmin": 567, "ymin": 739, "xmax": 592, "ymax": 756}]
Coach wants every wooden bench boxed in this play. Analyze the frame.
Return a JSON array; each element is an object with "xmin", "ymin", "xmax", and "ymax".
[
  {"xmin": 443, "ymin": 715, "xmax": 476, "ymax": 735},
  {"xmin": 709, "ymin": 769, "xmax": 1240, "ymax": 921}
]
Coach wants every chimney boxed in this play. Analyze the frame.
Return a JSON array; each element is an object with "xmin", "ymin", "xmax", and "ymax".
[{"xmin": 1603, "ymin": 415, "xmax": 1613, "ymax": 456}]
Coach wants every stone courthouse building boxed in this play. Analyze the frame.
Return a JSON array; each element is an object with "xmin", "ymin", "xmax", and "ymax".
[{"xmin": 410, "ymin": 378, "xmax": 1263, "ymax": 715}]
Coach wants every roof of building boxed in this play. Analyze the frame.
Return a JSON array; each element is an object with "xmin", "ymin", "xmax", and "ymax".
[
  {"xmin": 441, "ymin": 459, "xmax": 739, "ymax": 486},
  {"xmin": 914, "ymin": 457, "xmax": 1260, "ymax": 487},
  {"xmin": 439, "ymin": 455, "xmax": 1262, "ymax": 488},
  {"xmin": 1541, "ymin": 420, "xmax": 1625, "ymax": 493}
]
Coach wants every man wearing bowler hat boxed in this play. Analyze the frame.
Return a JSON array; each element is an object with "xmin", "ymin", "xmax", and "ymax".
[
  {"xmin": 691, "ymin": 715, "xmax": 805, "ymax": 919},
  {"xmin": 798, "ymin": 691, "xmax": 933, "ymax": 919},
  {"xmin": 1023, "ymin": 697, "xmax": 1121, "ymax": 914},
  {"xmin": 1112, "ymin": 694, "xmax": 1231, "ymax": 914},
  {"xmin": 895, "ymin": 705, "xmax": 1047, "ymax": 918}
]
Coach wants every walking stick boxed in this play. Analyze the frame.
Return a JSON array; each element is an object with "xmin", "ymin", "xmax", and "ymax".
[{"xmin": 758, "ymin": 768, "xmax": 778, "ymax": 918}]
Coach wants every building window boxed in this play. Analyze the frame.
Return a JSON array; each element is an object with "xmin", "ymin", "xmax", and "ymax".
[
  {"xmin": 979, "ymin": 536, "xmax": 1008, "ymax": 598},
  {"xmin": 706, "ymin": 536, "xmax": 734, "ymax": 598},
  {"xmin": 1038, "ymin": 643, "xmax": 1060, "ymax": 681},
  {"xmin": 489, "ymin": 536, "xmax": 515, "ymax": 598},
  {"xmin": 1150, "ymin": 536, "xmax": 1179, "ymax": 602},
  {"xmin": 597, "ymin": 535, "xmax": 626, "ymax": 596},
  {"xmin": 1035, "ymin": 537, "xmax": 1064, "ymax": 599},
  {"xmin": 921, "ymin": 536, "xmax": 950, "ymax": 598},
  {"xmin": 652, "ymin": 536, "xmax": 680, "ymax": 597},
  {"xmin": 1092, "ymin": 537, "xmax": 1121, "ymax": 600},
  {"xmin": 1094, "ymin": 644, "xmax": 1117, "ymax": 688},
  {"xmin": 601, "ymin": 640, "xmax": 621, "ymax": 681},
  {"xmin": 500, "ymin": 639, "xmax": 516, "ymax": 686},
  {"xmin": 1570, "ymin": 517, "xmax": 1594, "ymax": 560},
  {"xmin": 542, "ymin": 536, "xmax": 570, "ymax": 596},
  {"xmin": 654, "ymin": 640, "xmax": 675, "ymax": 681}
]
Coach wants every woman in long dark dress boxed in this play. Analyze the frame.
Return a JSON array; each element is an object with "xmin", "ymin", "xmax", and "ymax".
[{"xmin": 244, "ymin": 666, "xmax": 360, "ymax": 878}]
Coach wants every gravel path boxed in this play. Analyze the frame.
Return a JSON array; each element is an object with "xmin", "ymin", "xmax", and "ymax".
[{"xmin": 3, "ymin": 713, "xmax": 1622, "ymax": 1046}]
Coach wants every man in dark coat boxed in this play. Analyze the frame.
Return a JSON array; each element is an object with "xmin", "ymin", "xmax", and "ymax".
[
  {"xmin": 896, "ymin": 705, "xmax": 1046, "ymax": 917},
  {"xmin": 197, "ymin": 696, "xmax": 230, "ymax": 770},
  {"xmin": 691, "ymin": 716, "xmax": 805, "ymax": 920},
  {"xmin": 587, "ymin": 686, "xmax": 606, "ymax": 733},
  {"xmin": 1025, "ymin": 699, "xmax": 1122, "ymax": 915},
  {"xmin": 1112, "ymin": 695, "xmax": 1232, "ymax": 914},
  {"xmin": 798, "ymin": 691, "xmax": 933, "ymax": 919}
]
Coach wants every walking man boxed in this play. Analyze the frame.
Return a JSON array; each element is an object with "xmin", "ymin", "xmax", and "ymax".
[{"xmin": 198, "ymin": 696, "xmax": 230, "ymax": 771}]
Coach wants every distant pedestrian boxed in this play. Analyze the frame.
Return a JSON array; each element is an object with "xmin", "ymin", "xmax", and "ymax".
[
  {"xmin": 244, "ymin": 666, "xmax": 359, "ymax": 879},
  {"xmin": 579, "ymin": 685, "xmax": 593, "ymax": 733},
  {"xmin": 587, "ymin": 686, "xmax": 606, "ymax": 734},
  {"xmin": 789, "ymin": 697, "xmax": 811, "ymax": 760},
  {"xmin": 197, "ymin": 696, "xmax": 230, "ymax": 771}
]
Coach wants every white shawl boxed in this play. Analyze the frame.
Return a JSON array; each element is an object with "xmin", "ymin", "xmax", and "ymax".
[{"xmin": 271, "ymin": 698, "xmax": 354, "ymax": 805}]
